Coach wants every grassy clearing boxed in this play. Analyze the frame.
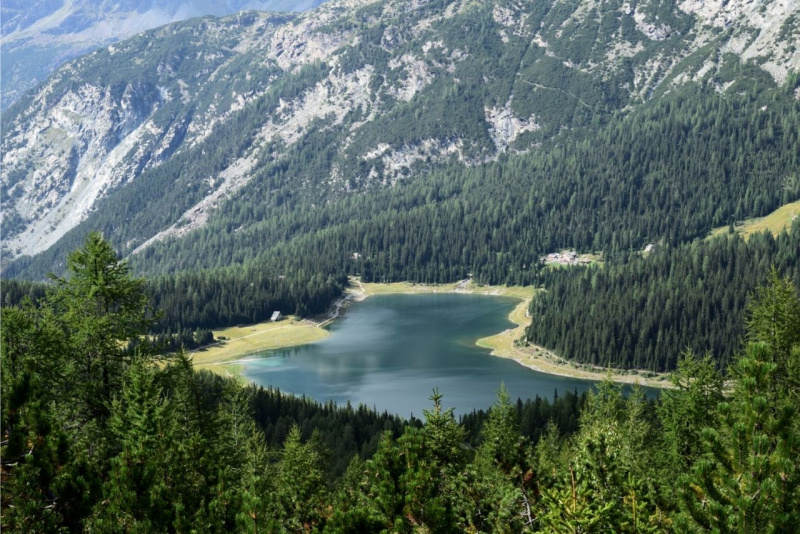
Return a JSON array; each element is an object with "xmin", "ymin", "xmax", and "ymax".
[
  {"xmin": 740, "ymin": 200, "xmax": 800, "ymax": 238},
  {"xmin": 190, "ymin": 317, "xmax": 329, "ymax": 376},
  {"xmin": 709, "ymin": 200, "xmax": 800, "ymax": 240}
]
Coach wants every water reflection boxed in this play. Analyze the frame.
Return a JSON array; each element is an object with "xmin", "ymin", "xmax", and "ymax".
[{"xmin": 240, "ymin": 293, "xmax": 657, "ymax": 417}]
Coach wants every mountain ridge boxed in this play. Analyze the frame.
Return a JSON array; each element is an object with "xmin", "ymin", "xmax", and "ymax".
[
  {"xmin": 2, "ymin": 0, "xmax": 799, "ymax": 276},
  {"xmin": 0, "ymin": 0, "xmax": 326, "ymax": 109}
]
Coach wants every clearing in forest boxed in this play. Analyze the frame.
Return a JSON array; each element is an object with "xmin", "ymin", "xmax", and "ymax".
[{"xmin": 708, "ymin": 200, "xmax": 800, "ymax": 240}]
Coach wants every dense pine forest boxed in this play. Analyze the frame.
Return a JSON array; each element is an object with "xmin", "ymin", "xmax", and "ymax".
[
  {"xmin": 527, "ymin": 224, "xmax": 800, "ymax": 372},
  {"xmin": 3, "ymin": 233, "xmax": 799, "ymax": 532},
  {"xmin": 1, "ymin": 265, "xmax": 346, "ymax": 347}
]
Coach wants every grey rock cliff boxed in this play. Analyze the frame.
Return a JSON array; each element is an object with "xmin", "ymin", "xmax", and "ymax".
[{"xmin": 2, "ymin": 0, "xmax": 798, "ymax": 264}]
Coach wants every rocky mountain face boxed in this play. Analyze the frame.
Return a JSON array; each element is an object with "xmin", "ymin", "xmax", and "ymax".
[
  {"xmin": 0, "ymin": 0, "xmax": 326, "ymax": 109},
  {"xmin": 2, "ymin": 0, "xmax": 798, "ymax": 269}
]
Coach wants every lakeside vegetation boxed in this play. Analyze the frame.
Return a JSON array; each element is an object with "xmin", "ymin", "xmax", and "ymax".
[
  {"xmin": 0, "ymin": 268, "xmax": 346, "ymax": 358},
  {"xmin": 3, "ymin": 233, "xmax": 798, "ymax": 532},
  {"xmin": 359, "ymin": 279, "xmax": 534, "ymax": 299},
  {"xmin": 477, "ymin": 299, "xmax": 672, "ymax": 388}
]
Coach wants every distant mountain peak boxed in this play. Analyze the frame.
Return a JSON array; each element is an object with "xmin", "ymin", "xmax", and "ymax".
[{"xmin": 0, "ymin": 0, "xmax": 328, "ymax": 109}]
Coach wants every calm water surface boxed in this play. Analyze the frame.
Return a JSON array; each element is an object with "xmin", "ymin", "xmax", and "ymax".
[{"xmin": 240, "ymin": 294, "xmax": 640, "ymax": 417}]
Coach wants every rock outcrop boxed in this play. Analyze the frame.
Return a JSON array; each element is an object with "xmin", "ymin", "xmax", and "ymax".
[{"xmin": 2, "ymin": 0, "xmax": 797, "ymax": 264}]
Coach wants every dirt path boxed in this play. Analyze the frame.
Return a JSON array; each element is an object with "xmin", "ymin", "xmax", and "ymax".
[
  {"xmin": 453, "ymin": 277, "xmax": 471, "ymax": 291},
  {"xmin": 316, "ymin": 278, "xmax": 366, "ymax": 327}
]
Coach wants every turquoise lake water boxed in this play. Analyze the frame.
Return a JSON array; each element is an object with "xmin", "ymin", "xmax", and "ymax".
[{"xmin": 239, "ymin": 293, "xmax": 653, "ymax": 417}]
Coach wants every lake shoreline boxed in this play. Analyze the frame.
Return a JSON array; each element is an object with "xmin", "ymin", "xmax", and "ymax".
[
  {"xmin": 193, "ymin": 278, "xmax": 525, "ymax": 375},
  {"xmin": 197, "ymin": 277, "xmax": 673, "ymax": 389},
  {"xmin": 355, "ymin": 278, "xmax": 672, "ymax": 388},
  {"xmin": 190, "ymin": 318, "xmax": 330, "ymax": 377},
  {"xmin": 475, "ymin": 299, "xmax": 674, "ymax": 389}
]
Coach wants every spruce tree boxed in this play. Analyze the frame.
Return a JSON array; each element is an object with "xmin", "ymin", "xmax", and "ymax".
[{"xmin": 678, "ymin": 275, "xmax": 800, "ymax": 532}]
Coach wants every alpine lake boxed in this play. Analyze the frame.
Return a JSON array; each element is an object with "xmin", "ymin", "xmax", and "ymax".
[{"xmin": 239, "ymin": 293, "xmax": 657, "ymax": 418}]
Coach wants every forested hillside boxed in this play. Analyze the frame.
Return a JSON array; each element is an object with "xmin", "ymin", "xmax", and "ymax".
[
  {"xmin": 1, "ymin": 264, "xmax": 345, "ymax": 354},
  {"xmin": 527, "ymin": 224, "xmax": 800, "ymax": 372},
  {"xmin": 3, "ymin": 234, "xmax": 799, "ymax": 531},
  {"xmin": 9, "ymin": 80, "xmax": 800, "ymax": 288}
]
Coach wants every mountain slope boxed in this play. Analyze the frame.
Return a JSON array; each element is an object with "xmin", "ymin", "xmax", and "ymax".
[
  {"xmin": 2, "ymin": 0, "xmax": 799, "ymax": 278},
  {"xmin": 0, "ymin": 0, "xmax": 326, "ymax": 109}
]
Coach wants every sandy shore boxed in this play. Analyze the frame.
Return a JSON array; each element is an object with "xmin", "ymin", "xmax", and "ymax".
[
  {"xmin": 475, "ymin": 298, "xmax": 673, "ymax": 389},
  {"xmin": 358, "ymin": 278, "xmax": 534, "ymax": 299}
]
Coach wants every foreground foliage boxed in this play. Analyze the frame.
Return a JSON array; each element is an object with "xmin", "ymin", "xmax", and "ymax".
[{"xmin": 2, "ymin": 235, "xmax": 799, "ymax": 532}]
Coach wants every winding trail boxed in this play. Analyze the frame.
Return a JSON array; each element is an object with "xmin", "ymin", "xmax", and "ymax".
[
  {"xmin": 316, "ymin": 278, "xmax": 366, "ymax": 328},
  {"xmin": 519, "ymin": 78, "xmax": 592, "ymax": 109}
]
